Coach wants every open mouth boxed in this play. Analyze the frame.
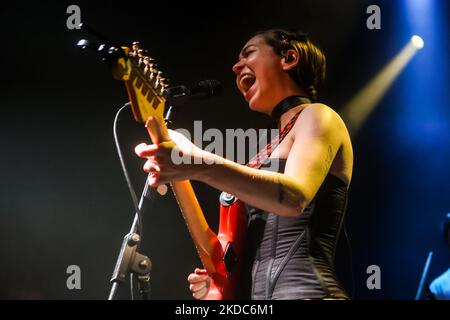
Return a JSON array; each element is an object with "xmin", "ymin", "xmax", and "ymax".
[{"xmin": 239, "ymin": 74, "xmax": 256, "ymax": 92}]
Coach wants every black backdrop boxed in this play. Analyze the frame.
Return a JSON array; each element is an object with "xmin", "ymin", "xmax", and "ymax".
[{"xmin": 0, "ymin": 0, "xmax": 449, "ymax": 299}]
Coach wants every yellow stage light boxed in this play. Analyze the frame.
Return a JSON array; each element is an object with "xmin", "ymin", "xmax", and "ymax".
[{"xmin": 411, "ymin": 35, "xmax": 424, "ymax": 49}]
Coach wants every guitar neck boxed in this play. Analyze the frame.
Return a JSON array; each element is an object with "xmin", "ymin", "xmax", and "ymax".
[
  {"xmin": 145, "ymin": 116, "xmax": 220, "ymax": 274},
  {"xmin": 106, "ymin": 41, "xmax": 222, "ymax": 276},
  {"xmin": 171, "ymin": 180, "xmax": 220, "ymax": 274}
]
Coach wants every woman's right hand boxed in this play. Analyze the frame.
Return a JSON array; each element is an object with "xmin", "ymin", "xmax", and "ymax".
[{"xmin": 187, "ymin": 268, "xmax": 211, "ymax": 300}]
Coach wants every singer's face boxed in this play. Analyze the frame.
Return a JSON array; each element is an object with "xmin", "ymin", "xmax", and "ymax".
[{"xmin": 232, "ymin": 35, "xmax": 286, "ymax": 114}]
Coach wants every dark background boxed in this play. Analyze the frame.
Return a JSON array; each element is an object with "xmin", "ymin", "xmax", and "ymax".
[{"xmin": 0, "ymin": 0, "xmax": 449, "ymax": 299}]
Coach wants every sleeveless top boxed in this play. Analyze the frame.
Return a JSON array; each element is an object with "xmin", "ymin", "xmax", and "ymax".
[{"xmin": 238, "ymin": 158, "xmax": 349, "ymax": 300}]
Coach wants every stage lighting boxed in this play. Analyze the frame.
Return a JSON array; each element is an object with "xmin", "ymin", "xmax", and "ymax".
[
  {"xmin": 411, "ymin": 35, "xmax": 424, "ymax": 49},
  {"xmin": 341, "ymin": 39, "xmax": 420, "ymax": 136}
]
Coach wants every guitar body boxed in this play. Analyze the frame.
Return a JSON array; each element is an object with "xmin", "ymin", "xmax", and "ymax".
[{"xmin": 206, "ymin": 197, "xmax": 248, "ymax": 300}]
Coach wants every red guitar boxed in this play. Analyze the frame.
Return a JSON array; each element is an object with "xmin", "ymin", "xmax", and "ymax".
[{"xmin": 80, "ymin": 40, "xmax": 248, "ymax": 299}]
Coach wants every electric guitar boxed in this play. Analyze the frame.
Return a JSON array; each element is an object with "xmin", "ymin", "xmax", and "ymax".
[{"xmin": 77, "ymin": 39, "xmax": 247, "ymax": 299}]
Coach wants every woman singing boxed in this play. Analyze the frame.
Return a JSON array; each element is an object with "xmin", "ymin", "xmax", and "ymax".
[{"xmin": 135, "ymin": 29, "xmax": 353, "ymax": 300}]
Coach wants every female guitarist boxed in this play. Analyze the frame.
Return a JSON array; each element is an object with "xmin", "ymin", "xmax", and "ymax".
[{"xmin": 135, "ymin": 29, "xmax": 353, "ymax": 300}]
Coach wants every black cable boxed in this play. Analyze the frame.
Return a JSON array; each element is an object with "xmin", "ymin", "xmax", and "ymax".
[
  {"xmin": 112, "ymin": 102, "xmax": 143, "ymax": 300},
  {"xmin": 112, "ymin": 102, "xmax": 143, "ymax": 236}
]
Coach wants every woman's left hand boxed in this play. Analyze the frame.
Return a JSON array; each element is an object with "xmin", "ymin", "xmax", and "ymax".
[{"xmin": 135, "ymin": 129, "xmax": 207, "ymax": 186}]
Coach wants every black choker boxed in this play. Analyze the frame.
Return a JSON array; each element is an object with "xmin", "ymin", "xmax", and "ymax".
[{"xmin": 271, "ymin": 96, "xmax": 311, "ymax": 120}]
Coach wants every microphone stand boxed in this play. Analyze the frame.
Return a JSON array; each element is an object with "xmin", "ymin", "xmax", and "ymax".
[
  {"xmin": 108, "ymin": 174, "xmax": 155, "ymax": 300},
  {"xmin": 107, "ymin": 104, "xmax": 176, "ymax": 300}
]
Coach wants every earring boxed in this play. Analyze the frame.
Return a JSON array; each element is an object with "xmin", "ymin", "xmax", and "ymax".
[
  {"xmin": 285, "ymin": 55, "xmax": 295, "ymax": 63},
  {"xmin": 281, "ymin": 50, "xmax": 295, "ymax": 63}
]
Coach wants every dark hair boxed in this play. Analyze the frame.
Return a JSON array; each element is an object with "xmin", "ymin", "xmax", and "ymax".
[{"xmin": 253, "ymin": 29, "xmax": 326, "ymax": 102}]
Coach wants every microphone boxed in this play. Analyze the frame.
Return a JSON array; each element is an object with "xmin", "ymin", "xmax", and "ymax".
[{"xmin": 165, "ymin": 80, "xmax": 222, "ymax": 106}]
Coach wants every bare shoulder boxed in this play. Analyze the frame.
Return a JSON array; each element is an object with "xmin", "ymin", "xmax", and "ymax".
[
  {"xmin": 298, "ymin": 104, "xmax": 353, "ymax": 183},
  {"xmin": 295, "ymin": 103, "xmax": 346, "ymax": 135}
]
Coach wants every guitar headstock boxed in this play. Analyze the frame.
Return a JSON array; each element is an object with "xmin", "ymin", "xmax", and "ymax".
[
  {"xmin": 111, "ymin": 41, "xmax": 169, "ymax": 123},
  {"xmin": 76, "ymin": 23, "xmax": 169, "ymax": 123}
]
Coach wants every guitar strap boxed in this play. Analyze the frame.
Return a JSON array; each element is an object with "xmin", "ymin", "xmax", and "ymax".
[{"xmin": 247, "ymin": 96, "xmax": 311, "ymax": 169}]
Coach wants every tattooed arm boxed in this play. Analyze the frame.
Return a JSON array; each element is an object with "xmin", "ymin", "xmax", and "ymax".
[
  {"xmin": 195, "ymin": 104, "xmax": 344, "ymax": 217},
  {"xmin": 136, "ymin": 104, "xmax": 345, "ymax": 217}
]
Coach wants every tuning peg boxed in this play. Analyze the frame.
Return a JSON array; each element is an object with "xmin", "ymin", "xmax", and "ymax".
[
  {"xmin": 158, "ymin": 79, "xmax": 170, "ymax": 95},
  {"xmin": 155, "ymin": 78, "xmax": 164, "ymax": 88},
  {"xmin": 144, "ymin": 62, "xmax": 157, "ymax": 75},
  {"xmin": 158, "ymin": 77, "xmax": 167, "ymax": 85},
  {"xmin": 137, "ymin": 50, "xmax": 145, "ymax": 65},
  {"xmin": 144, "ymin": 64, "xmax": 153, "ymax": 74},
  {"xmin": 156, "ymin": 71, "xmax": 164, "ymax": 79},
  {"xmin": 128, "ymin": 41, "xmax": 140, "ymax": 57},
  {"xmin": 147, "ymin": 64, "xmax": 157, "ymax": 79},
  {"xmin": 160, "ymin": 78, "xmax": 170, "ymax": 86},
  {"xmin": 137, "ymin": 49, "xmax": 145, "ymax": 58},
  {"xmin": 143, "ymin": 56, "xmax": 154, "ymax": 64},
  {"xmin": 155, "ymin": 70, "xmax": 164, "ymax": 81},
  {"xmin": 143, "ymin": 57, "xmax": 149, "ymax": 67},
  {"xmin": 154, "ymin": 71, "xmax": 165, "ymax": 88},
  {"xmin": 143, "ymin": 56, "xmax": 155, "ymax": 69}
]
